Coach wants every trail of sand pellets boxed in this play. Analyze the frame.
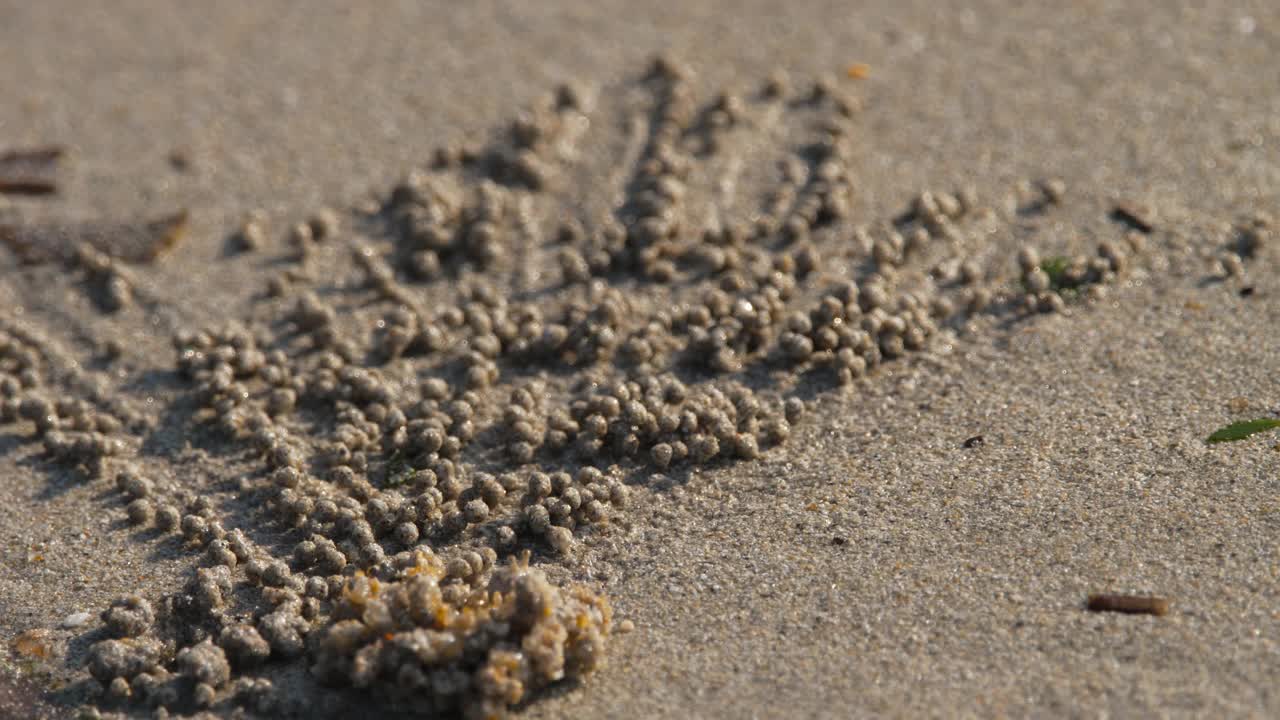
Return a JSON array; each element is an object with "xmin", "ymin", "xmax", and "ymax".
[{"xmin": 0, "ymin": 57, "xmax": 1270, "ymax": 718}]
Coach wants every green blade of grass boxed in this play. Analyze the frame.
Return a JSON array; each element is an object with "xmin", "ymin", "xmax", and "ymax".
[{"xmin": 1206, "ymin": 418, "xmax": 1280, "ymax": 443}]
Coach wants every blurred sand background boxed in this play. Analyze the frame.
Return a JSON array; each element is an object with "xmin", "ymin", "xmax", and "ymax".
[{"xmin": 1, "ymin": 1, "xmax": 1279, "ymax": 717}]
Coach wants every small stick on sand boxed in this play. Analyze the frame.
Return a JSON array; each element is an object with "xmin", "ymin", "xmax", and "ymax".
[
  {"xmin": 0, "ymin": 179, "xmax": 58, "ymax": 195},
  {"xmin": 0, "ymin": 146, "xmax": 65, "ymax": 195},
  {"xmin": 1086, "ymin": 593, "xmax": 1170, "ymax": 616}
]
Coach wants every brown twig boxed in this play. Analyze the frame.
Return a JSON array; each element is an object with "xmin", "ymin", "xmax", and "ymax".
[
  {"xmin": 0, "ymin": 179, "xmax": 58, "ymax": 195},
  {"xmin": 0, "ymin": 145, "xmax": 65, "ymax": 196},
  {"xmin": 1086, "ymin": 593, "xmax": 1170, "ymax": 616}
]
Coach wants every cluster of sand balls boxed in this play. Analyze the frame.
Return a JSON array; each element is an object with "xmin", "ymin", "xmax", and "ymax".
[
  {"xmin": 85, "ymin": 559, "xmax": 294, "ymax": 712},
  {"xmin": 72, "ymin": 241, "xmax": 136, "ymax": 312},
  {"xmin": 382, "ymin": 83, "xmax": 588, "ymax": 282},
  {"xmin": 576, "ymin": 57, "xmax": 704, "ymax": 282},
  {"xmin": 0, "ymin": 329, "xmax": 132, "ymax": 476},
  {"xmin": 55, "ymin": 57, "xmax": 1180, "ymax": 718},
  {"xmin": 1013, "ymin": 236, "xmax": 1139, "ymax": 313},
  {"xmin": 389, "ymin": 174, "xmax": 517, "ymax": 279},
  {"xmin": 1213, "ymin": 211, "xmax": 1271, "ymax": 278},
  {"xmin": 87, "ymin": 462, "xmax": 616, "ymax": 715},
  {"xmin": 311, "ymin": 550, "xmax": 611, "ymax": 718}
]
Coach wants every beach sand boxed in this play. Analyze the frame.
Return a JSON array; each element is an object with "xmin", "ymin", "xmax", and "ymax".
[{"xmin": 1, "ymin": 2, "xmax": 1278, "ymax": 717}]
